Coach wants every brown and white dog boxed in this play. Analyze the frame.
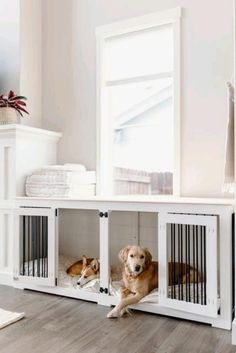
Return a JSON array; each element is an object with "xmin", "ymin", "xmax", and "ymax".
[
  {"xmin": 66, "ymin": 256, "xmax": 100, "ymax": 287},
  {"xmin": 107, "ymin": 245, "xmax": 198, "ymax": 318}
]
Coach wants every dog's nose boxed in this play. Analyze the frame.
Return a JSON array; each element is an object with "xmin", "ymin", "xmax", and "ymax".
[
  {"xmin": 77, "ymin": 281, "xmax": 80, "ymax": 285},
  {"xmin": 135, "ymin": 265, "xmax": 141, "ymax": 272}
]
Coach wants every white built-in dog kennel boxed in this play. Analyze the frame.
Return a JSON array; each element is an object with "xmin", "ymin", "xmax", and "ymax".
[
  {"xmin": 13, "ymin": 198, "xmax": 233, "ymax": 329},
  {"xmin": 0, "ymin": 125, "xmax": 234, "ymax": 331}
]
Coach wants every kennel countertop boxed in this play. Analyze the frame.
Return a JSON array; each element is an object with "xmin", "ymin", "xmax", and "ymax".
[{"xmin": 14, "ymin": 195, "xmax": 234, "ymax": 209}]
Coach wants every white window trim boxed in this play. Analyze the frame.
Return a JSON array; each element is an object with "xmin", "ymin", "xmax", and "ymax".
[{"xmin": 96, "ymin": 7, "xmax": 182, "ymax": 196}]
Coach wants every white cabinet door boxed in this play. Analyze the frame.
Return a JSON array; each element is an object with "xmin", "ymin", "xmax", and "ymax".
[
  {"xmin": 14, "ymin": 208, "xmax": 56, "ymax": 287},
  {"xmin": 158, "ymin": 213, "xmax": 218, "ymax": 318}
]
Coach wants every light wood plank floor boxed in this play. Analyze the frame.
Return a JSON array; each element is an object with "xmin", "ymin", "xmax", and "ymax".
[{"xmin": 0, "ymin": 285, "xmax": 235, "ymax": 353}]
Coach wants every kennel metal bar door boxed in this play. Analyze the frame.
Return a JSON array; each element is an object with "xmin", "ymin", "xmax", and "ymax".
[
  {"xmin": 14, "ymin": 208, "xmax": 56, "ymax": 286},
  {"xmin": 158, "ymin": 213, "xmax": 218, "ymax": 318}
]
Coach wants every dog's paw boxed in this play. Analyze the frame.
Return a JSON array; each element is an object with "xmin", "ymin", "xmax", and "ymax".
[{"xmin": 107, "ymin": 309, "xmax": 120, "ymax": 318}]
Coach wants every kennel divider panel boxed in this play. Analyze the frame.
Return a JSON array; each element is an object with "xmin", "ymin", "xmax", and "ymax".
[
  {"xmin": 14, "ymin": 208, "xmax": 56, "ymax": 287},
  {"xmin": 99, "ymin": 209, "xmax": 110, "ymax": 295},
  {"xmin": 158, "ymin": 213, "xmax": 218, "ymax": 318}
]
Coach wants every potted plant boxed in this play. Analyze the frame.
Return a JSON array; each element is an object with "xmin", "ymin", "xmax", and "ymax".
[{"xmin": 0, "ymin": 90, "xmax": 29, "ymax": 125}]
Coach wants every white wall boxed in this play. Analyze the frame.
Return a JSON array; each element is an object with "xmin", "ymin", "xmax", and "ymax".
[
  {"xmin": 20, "ymin": 0, "xmax": 42, "ymax": 128},
  {"xmin": 0, "ymin": 0, "xmax": 20, "ymax": 93},
  {"xmin": 41, "ymin": 0, "xmax": 234, "ymax": 197},
  {"xmin": 0, "ymin": 0, "xmax": 42, "ymax": 127}
]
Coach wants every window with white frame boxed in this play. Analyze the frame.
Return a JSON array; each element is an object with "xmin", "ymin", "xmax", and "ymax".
[{"xmin": 96, "ymin": 8, "xmax": 181, "ymax": 196}]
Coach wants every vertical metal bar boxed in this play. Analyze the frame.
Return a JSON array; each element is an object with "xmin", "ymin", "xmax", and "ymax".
[
  {"xmin": 185, "ymin": 224, "xmax": 188, "ymax": 301},
  {"xmin": 39, "ymin": 216, "xmax": 41, "ymax": 277},
  {"xmin": 38, "ymin": 216, "xmax": 41, "ymax": 277},
  {"xmin": 36, "ymin": 217, "xmax": 38, "ymax": 277},
  {"xmin": 32, "ymin": 216, "xmax": 35, "ymax": 277},
  {"xmin": 173, "ymin": 223, "xmax": 176, "ymax": 299},
  {"xmin": 28, "ymin": 216, "xmax": 30, "ymax": 276},
  {"xmin": 37, "ymin": 216, "xmax": 40, "ymax": 277},
  {"xmin": 196, "ymin": 225, "xmax": 199, "ymax": 304},
  {"xmin": 43, "ymin": 216, "xmax": 47, "ymax": 277},
  {"xmin": 22, "ymin": 216, "xmax": 25, "ymax": 276},
  {"xmin": 41, "ymin": 217, "xmax": 43, "ymax": 277},
  {"xmin": 188, "ymin": 225, "xmax": 191, "ymax": 302},
  {"xmin": 34, "ymin": 216, "xmax": 36, "ymax": 277},
  {"xmin": 41, "ymin": 216, "xmax": 43, "ymax": 278},
  {"xmin": 171, "ymin": 224, "xmax": 173, "ymax": 299},
  {"xmin": 203, "ymin": 226, "xmax": 207, "ymax": 305},
  {"xmin": 193, "ymin": 225, "xmax": 196, "ymax": 303},
  {"xmin": 42, "ymin": 216, "xmax": 44, "ymax": 277},
  {"xmin": 180, "ymin": 224, "xmax": 183, "ymax": 300},
  {"xmin": 178, "ymin": 224, "xmax": 180, "ymax": 300},
  {"xmin": 40, "ymin": 216, "xmax": 42, "ymax": 277},
  {"xmin": 46, "ymin": 216, "xmax": 48, "ymax": 277},
  {"xmin": 200, "ymin": 226, "xmax": 203, "ymax": 305}
]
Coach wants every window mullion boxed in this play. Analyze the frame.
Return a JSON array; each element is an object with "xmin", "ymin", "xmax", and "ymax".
[{"xmin": 106, "ymin": 71, "xmax": 173, "ymax": 87}]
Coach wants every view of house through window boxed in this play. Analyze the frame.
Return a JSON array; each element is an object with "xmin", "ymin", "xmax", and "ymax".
[{"xmin": 104, "ymin": 23, "xmax": 175, "ymax": 195}]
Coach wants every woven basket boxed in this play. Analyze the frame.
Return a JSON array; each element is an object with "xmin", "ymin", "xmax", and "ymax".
[{"xmin": 0, "ymin": 107, "xmax": 19, "ymax": 125}]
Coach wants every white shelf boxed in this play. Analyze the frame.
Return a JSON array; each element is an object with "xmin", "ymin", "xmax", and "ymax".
[
  {"xmin": 0, "ymin": 124, "xmax": 62, "ymax": 140},
  {"xmin": 16, "ymin": 195, "xmax": 234, "ymax": 206}
]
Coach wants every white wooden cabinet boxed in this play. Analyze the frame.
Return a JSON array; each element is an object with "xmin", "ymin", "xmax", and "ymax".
[
  {"xmin": 0, "ymin": 124, "xmax": 61, "ymax": 202},
  {"xmin": 12, "ymin": 196, "xmax": 234, "ymax": 330},
  {"xmin": 0, "ymin": 124, "xmax": 61, "ymax": 285}
]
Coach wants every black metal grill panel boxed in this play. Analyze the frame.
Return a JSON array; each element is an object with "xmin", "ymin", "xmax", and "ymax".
[
  {"xmin": 168, "ymin": 223, "xmax": 207, "ymax": 305},
  {"xmin": 20, "ymin": 215, "xmax": 48, "ymax": 278}
]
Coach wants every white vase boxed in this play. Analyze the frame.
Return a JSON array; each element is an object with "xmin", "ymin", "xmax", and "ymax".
[{"xmin": 0, "ymin": 107, "xmax": 19, "ymax": 125}]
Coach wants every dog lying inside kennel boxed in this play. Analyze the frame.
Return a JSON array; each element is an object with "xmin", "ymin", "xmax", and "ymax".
[
  {"xmin": 107, "ymin": 211, "xmax": 218, "ymax": 318},
  {"xmin": 14, "ymin": 206, "xmax": 221, "ymax": 323}
]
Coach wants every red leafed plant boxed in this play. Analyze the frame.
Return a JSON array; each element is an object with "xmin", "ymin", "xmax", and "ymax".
[{"xmin": 0, "ymin": 90, "xmax": 29, "ymax": 117}]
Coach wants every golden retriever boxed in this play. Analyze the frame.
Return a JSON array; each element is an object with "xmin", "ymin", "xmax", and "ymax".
[{"xmin": 107, "ymin": 245, "xmax": 198, "ymax": 318}]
